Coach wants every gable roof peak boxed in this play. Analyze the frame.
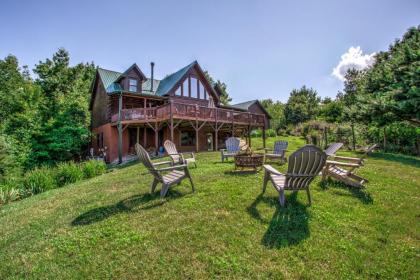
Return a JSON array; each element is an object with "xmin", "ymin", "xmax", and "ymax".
[{"xmin": 117, "ymin": 63, "xmax": 146, "ymax": 81}]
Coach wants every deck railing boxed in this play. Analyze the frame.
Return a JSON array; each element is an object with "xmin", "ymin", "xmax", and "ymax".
[{"xmin": 111, "ymin": 101, "xmax": 266, "ymax": 126}]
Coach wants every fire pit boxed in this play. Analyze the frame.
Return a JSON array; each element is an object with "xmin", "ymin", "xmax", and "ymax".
[{"xmin": 234, "ymin": 153, "xmax": 264, "ymax": 171}]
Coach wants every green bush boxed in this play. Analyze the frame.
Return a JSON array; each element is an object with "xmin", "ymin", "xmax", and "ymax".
[
  {"xmin": 55, "ymin": 162, "xmax": 83, "ymax": 187},
  {"xmin": 81, "ymin": 160, "xmax": 107, "ymax": 179},
  {"xmin": 24, "ymin": 166, "xmax": 57, "ymax": 195},
  {"xmin": 265, "ymin": 129, "xmax": 276, "ymax": 137},
  {"xmin": 0, "ymin": 187, "xmax": 20, "ymax": 205},
  {"xmin": 250, "ymin": 129, "xmax": 262, "ymax": 138}
]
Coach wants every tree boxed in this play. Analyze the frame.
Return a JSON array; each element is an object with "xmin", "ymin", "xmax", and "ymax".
[
  {"xmin": 203, "ymin": 70, "xmax": 232, "ymax": 105},
  {"xmin": 284, "ymin": 86, "xmax": 320, "ymax": 125},
  {"xmin": 31, "ymin": 48, "xmax": 95, "ymax": 164},
  {"xmin": 260, "ymin": 99, "xmax": 286, "ymax": 130},
  {"xmin": 361, "ymin": 26, "xmax": 420, "ymax": 126}
]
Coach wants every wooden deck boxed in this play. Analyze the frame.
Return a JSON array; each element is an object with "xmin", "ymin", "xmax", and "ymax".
[{"xmin": 111, "ymin": 101, "xmax": 266, "ymax": 127}]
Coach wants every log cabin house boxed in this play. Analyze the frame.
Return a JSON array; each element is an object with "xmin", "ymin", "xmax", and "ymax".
[{"xmin": 89, "ymin": 61, "xmax": 271, "ymax": 163}]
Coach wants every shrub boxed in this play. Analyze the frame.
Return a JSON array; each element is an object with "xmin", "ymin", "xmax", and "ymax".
[
  {"xmin": 55, "ymin": 162, "xmax": 83, "ymax": 187},
  {"xmin": 81, "ymin": 160, "xmax": 107, "ymax": 179},
  {"xmin": 24, "ymin": 166, "xmax": 57, "ymax": 195},
  {"xmin": 250, "ymin": 129, "xmax": 262, "ymax": 138},
  {"xmin": 0, "ymin": 187, "xmax": 19, "ymax": 205},
  {"xmin": 265, "ymin": 129, "xmax": 276, "ymax": 137}
]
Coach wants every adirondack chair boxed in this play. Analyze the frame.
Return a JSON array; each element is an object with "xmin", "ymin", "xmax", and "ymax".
[
  {"xmin": 163, "ymin": 140, "xmax": 197, "ymax": 167},
  {"xmin": 322, "ymin": 143, "xmax": 377, "ymax": 188},
  {"xmin": 264, "ymin": 141, "xmax": 288, "ymax": 164},
  {"xmin": 135, "ymin": 143, "xmax": 195, "ymax": 198},
  {"xmin": 262, "ymin": 145, "xmax": 327, "ymax": 206},
  {"xmin": 324, "ymin": 142, "xmax": 344, "ymax": 158},
  {"xmin": 221, "ymin": 137, "xmax": 240, "ymax": 162}
]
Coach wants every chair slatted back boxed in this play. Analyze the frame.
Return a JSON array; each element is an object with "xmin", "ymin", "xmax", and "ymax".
[
  {"xmin": 135, "ymin": 143, "xmax": 162, "ymax": 181},
  {"xmin": 225, "ymin": 137, "xmax": 240, "ymax": 153},
  {"xmin": 273, "ymin": 141, "xmax": 288, "ymax": 154},
  {"xmin": 324, "ymin": 142, "xmax": 343, "ymax": 157},
  {"xmin": 164, "ymin": 140, "xmax": 181, "ymax": 163},
  {"xmin": 285, "ymin": 145, "xmax": 326, "ymax": 190}
]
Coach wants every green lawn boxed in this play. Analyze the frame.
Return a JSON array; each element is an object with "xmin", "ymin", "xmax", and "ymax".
[{"xmin": 0, "ymin": 136, "xmax": 419, "ymax": 279}]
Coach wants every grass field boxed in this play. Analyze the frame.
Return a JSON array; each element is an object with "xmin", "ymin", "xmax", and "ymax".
[{"xmin": 0, "ymin": 136, "xmax": 419, "ymax": 279}]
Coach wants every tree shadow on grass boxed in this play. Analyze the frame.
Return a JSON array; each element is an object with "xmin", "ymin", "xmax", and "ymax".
[
  {"xmin": 320, "ymin": 179, "xmax": 373, "ymax": 204},
  {"xmin": 247, "ymin": 192, "xmax": 310, "ymax": 249},
  {"xmin": 370, "ymin": 153, "xmax": 420, "ymax": 168},
  {"xmin": 71, "ymin": 190, "xmax": 185, "ymax": 226}
]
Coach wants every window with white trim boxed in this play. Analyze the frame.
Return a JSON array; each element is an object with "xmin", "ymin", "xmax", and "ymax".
[{"xmin": 129, "ymin": 79, "xmax": 137, "ymax": 92}]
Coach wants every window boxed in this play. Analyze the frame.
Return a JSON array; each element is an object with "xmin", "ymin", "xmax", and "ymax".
[
  {"xmin": 175, "ymin": 85, "xmax": 181, "ymax": 96},
  {"xmin": 199, "ymin": 81, "xmax": 206, "ymax": 100},
  {"xmin": 180, "ymin": 131, "xmax": 196, "ymax": 146},
  {"xmin": 182, "ymin": 78, "xmax": 189, "ymax": 97},
  {"xmin": 190, "ymin": 77, "xmax": 198, "ymax": 98},
  {"xmin": 129, "ymin": 79, "xmax": 137, "ymax": 92}
]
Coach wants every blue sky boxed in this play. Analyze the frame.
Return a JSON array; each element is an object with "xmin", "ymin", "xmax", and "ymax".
[{"xmin": 1, "ymin": 0, "xmax": 418, "ymax": 103}]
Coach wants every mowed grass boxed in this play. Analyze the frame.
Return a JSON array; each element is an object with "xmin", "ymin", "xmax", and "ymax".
[{"xmin": 0, "ymin": 136, "xmax": 419, "ymax": 279}]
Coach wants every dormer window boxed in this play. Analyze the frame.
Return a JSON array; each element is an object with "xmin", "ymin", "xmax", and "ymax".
[{"xmin": 129, "ymin": 79, "xmax": 137, "ymax": 92}]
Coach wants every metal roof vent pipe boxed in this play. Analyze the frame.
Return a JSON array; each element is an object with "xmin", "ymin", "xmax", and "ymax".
[{"xmin": 150, "ymin": 62, "xmax": 155, "ymax": 92}]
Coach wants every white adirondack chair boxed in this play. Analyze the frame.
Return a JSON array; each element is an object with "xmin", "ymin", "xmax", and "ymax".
[
  {"xmin": 135, "ymin": 143, "xmax": 195, "ymax": 198},
  {"xmin": 221, "ymin": 137, "xmax": 240, "ymax": 162},
  {"xmin": 324, "ymin": 142, "xmax": 344, "ymax": 158},
  {"xmin": 322, "ymin": 144, "xmax": 377, "ymax": 188},
  {"xmin": 163, "ymin": 140, "xmax": 197, "ymax": 167},
  {"xmin": 264, "ymin": 140, "xmax": 288, "ymax": 164},
  {"xmin": 262, "ymin": 145, "xmax": 327, "ymax": 206}
]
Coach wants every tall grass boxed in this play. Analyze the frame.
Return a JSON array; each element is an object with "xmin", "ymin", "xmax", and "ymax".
[{"xmin": 0, "ymin": 160, "xmax": 107, "ymax": 206}]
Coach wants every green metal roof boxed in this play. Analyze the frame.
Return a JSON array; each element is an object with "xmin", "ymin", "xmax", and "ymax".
[
  {"xmin": 142, "ymin": 78, "xmax": 161, "ymax": 94},
  {"xmin": 230, "ymin": 100, "xmax": 258, "ymax": 110},
  {"xmin": 155, "ymin": 61, "xmax": 196, "ymax": 96},
  {"xmin": 97, "ymin": 68, "xmax": 122, "ymax": 93}
]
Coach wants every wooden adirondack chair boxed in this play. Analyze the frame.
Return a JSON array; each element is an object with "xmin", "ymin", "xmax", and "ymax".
[
  {"xmin": 163, "ymin": 140, "xmax": 197, "ymax": 167},
  {"xmin": 264, "ymin": 141, "xmax": 288, "ymax": 164},
  {"xmin": 324, "ymin": 142, "xmax": 344, "ymax": 158},
  {"xmin": 262, "ymin": 145, "xmax": 327, "ymax": 206},
  {"xmin": 135, "ymin": 143, "xmax": 195, "ymax": 198},
  {"xmin": 221, "ymin": 137, "xmax": 240, "ymax": 162},
  {"xmin": 322, "ymin": 143, "xmax": 377, "ymax": 188}
]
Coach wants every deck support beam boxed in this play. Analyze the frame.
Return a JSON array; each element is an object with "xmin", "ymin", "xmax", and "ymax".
[
  {"xmin": 189, "ymin": 120, "xmax": 207, "ymax": 152},
  {"xmin": 169, "ymin": 100, "xmax": 174, "ymax": 143},
  {"xmin": 118, "ymin": 92, "xmax": 123, "ymax": 164}
]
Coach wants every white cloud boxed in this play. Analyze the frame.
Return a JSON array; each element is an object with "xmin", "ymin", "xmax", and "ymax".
[{"xmin": 332, "ymin": 46, "xmax": 375, "ymax": 81}]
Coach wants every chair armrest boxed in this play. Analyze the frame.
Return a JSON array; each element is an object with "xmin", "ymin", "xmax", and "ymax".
[
  {"xmin": 153, "ymin": 161, "xmax": 172, "ymax": 167},
  {"xmin": 263, "ymin": 164, "xmax": 283, "ymax": 176},
  {"xmin": 333, "ymin": 156, "xmax": 363, "ymax": 163},
  {"xmin": 326, "ymin": 160, "xmax": 361, "ymax": 168},
  {"xmin": 181, "ymin": 152, "xmax": 195, "ymax": 159},
  {"xmin": 156, "ymin": 164, "xmax": 188, "ymax": 172}
]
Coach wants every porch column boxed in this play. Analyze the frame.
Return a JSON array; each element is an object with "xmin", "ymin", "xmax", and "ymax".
[
  {"xmin": 214, "ymin": 108, "xmax": 218, "ymax": 151},
  {"xmin": 262, "ymin": 115, "xmax": 267, "ymax": 149},
  {"xmin": 155, "ymin": 122, "xmax": 159, "ymax": 155},
  {"xmin": 170, "ymin": 100, "xmax": 174, "ymax": 142},
  {"xmin": 136, "ymin": 126, "xmax": 140, "ymax": 144},
  {"xmin": 248, "ymin": 126, "xmax": 252, "ymax": 148},
  {"xmin": 215, "ymin": 129, "xmax": 218, "ymax": 151},
  {"xmin": 231, "ymin": 110, "xmax": 234, "ymax": 137},
  {"xmin": 143, "ymin": 126, "xmax": 147, "ymax": 146},
  {"xmin": 118, "ymin": 92, "xmax": 123, "ymax": 164},
  {"xmin": 262, "ymin": 127, "xmax": 266, "ymax": 149}
]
